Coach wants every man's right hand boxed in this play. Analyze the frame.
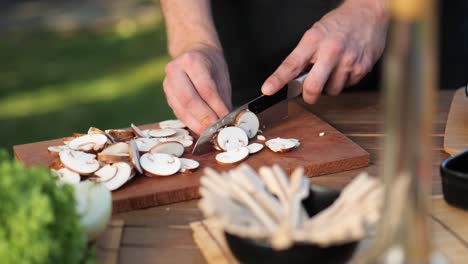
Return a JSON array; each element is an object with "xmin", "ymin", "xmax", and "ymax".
[{"xmin": 163, "ymin": 46, "xmax": 232, "ymax": 135}]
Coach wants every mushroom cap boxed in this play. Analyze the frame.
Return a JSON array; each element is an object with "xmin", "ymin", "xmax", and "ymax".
[
  {"xmin": 216, "ymin": 127, "xmax": 249, "ymax": 151},
  {"xmin": 179, "ymin": 158, "xmax": 200, "ymax": 172},
  {"xmin": 148, "ymin": 128, "xmax": 177, "ymax": 138},
  {"xmin": 131, "ymin": 123, "xmax": 148, "ymax": 138},
  {"xmin": 265, "ymin": 138, "xmax": 298, "ymax": 153},
  {"xmin": 68, "ymin": 134, "xmax": 108, "ymax": 152},
  {"xmin": 98, "ymin": 162, "xmax": 132, "ymax": 191},
  {"xmin": 48, "ymin": 145, "xmax": 70, "ymax": 156},
  {"xmin": 235, "ymin": 110, "xmax": 260, "ymax": 139},
  {"xmin": 134, "ymin": 138, "xmax": 160, "ymax": 152},
  {"xmin": 247, "ymin": 143, "xmax": 264, "ymax": 154},
  {"xmin": 140, "ymin": 153, "xmax": 181, "ymax": 176},
  {"xmin": 149, "ymin": 141, "xmax": 185, "ymax": 157},
  {"xmin": 159, "ymin": 119, "xmax": 186, "ymax": 129},
  {"xmin": 215, "ymin": 147, "xmax": 249, "ymax": 164},
  {"xmin": 59, "ymin": 149, "xmax": 100, "ymax": 175},
  {"xmin": 53, "ymin": 168, "xmax": 81, "ymax": 185},
  {"xmin": 129, "ymin": 140, "xmax": 143, "ymax": 174}
]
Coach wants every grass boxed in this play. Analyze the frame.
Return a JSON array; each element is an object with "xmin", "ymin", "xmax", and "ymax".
[{"xmin": 0, "ymin": 22, "xmax": 175, "ymax": 152}]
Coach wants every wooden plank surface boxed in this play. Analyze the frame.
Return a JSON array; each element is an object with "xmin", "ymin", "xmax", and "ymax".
[
  {"xmin": 13, "ymin": 100, "xmax": 369, "ymax": 214},
  {"xmin": 444, "ymin": 88, "xmax": 468, "ymax": 156}
]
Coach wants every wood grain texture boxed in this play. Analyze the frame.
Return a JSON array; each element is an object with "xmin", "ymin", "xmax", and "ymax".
[
  {"xmin": 444, "ymin": 88, "xmax": 468, "ymax": 156},
  {"xmin": 13, "ymin": 101, "xmax": 369, "ymax": 214}
]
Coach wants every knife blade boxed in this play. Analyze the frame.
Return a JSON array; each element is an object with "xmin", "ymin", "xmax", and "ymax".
[{"xmin": 192, "ymin": 74, "xmax": 306, "ymax": 155}]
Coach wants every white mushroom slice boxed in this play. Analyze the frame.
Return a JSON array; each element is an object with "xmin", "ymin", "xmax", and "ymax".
[
  {"xmin": 148, "ymin": 128, "xmax": 177, "ymax": 138},
  {"xmin": 134, "ymin": 138, "xmax": 160, "ymax": 152},
  {"xmin": 216, "ymin": 127, "xmax": 249, "ymax": 151},
  {"xmin": 178, "ymin": 139, "xmax": 194, "ymax": 148},
  {"xmin": 105, "ymin": 129, "xmax": 134, "ymax": 142},
  {"xmin": 140, "ymin": 153, "xmax": 181, "ymax": 176},
  {"xmin": 131, "ymin": 123, "xmax": 148, "ymax": 138},
  {"xmin": 88, "ymin": 127, "xmax": 106, "ymax": 135},
  {"xmin": 257, "ymin": 135, "xmax": 266, "ymax": 141},
  {"xmin": 68, "ymin": 134, "xmax": 108, "ymax": 153},
  {"xmin": 59, "ymin": 150, "xmax": 100, "ymax": 175},
  {"xmin": 179, "ymin": 158, "xmax": 200, "ymax": 172},
  {"xmin": 159, "ymin": 119, "xmax": 186, "ymax": 129},
  {"xmin": 97, "ymin": 142, "xmax": 130, "ymax": 163},
  {"xmin": 265, "ymin": 138, "xmax": 298, "ymax": 153},
  {"xmin": 48, "ymin": 145, "xmax": 70, "ymax": 157},
  {"xmin": 53, "ymin": 168, "xmax": 81, "ymax": 185},
  {"xmin": 288, "ymin": 138, "xmax": 301, "ymax": 147},
  {"xmin": 235, "ymin": 110, "xmax": 260, "ymax": 138},
  {"xmin": 149, "ymin": 141, "xmax": 185, "ymax": 157},
  {"xmin": 247, "ymin": 143, "xmax": 264, "ymax": 154},
  {"xmin": 129, "ymin": 140, "xmax": 143, "ymax": 174},
  {"xmin": 94, "ymin": 164, "xmax": 118, "ymax": 182},
  {"xmin": 215, "ymin": 147, "xmax": 249, "ymax": 164},
  {"xmin": 97, "ymin": 162, "xmax": 132, "ymax": 191}
]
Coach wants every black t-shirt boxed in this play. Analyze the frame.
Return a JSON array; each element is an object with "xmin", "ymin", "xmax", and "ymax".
[{"xmin": 212, "ymin": 0, "xmax": 468, "ymax": 106}]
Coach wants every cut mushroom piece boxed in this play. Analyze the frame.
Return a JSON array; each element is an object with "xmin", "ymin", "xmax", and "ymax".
[
  {"xmin": 59, "ymin": 150, "xmax": 100, "ymax": 175},
  {"xmin": 129, "ymin": 140, "xmax": 143, "ymax": 175},
  {"xmin": 149, "ymin": 141, "xmax": 185, "ymax": 157},
  {"xmin": 95, "ymin": 162, "xmax": 132, "ymax": 191},
  {"xmin": 105, "ymin": 129, "xmax": 134, "ymax": 142},
  {"xmin": 216, "ymin": 147, "xmax": 249, "ymax": 164},
  {"xmin": 216, "ymin": 127, "xmax": 249, "ymax": 151},
  {"xmin": 49, "ymin": 158, "xmax": 64, "ymax": 170},
  {"xmin": 134, "ymin": 138, "xmax": 160, "ymax": 152},
  {"xmin": 97, "ymin": 142, "xmax": 130, "ymax": 163},
  {"xmin": 140, "ymin": 153, "xmax": 181, "ymax": 176},
  {"xmin": 265, "ymin": 138, "xmax": 299, "ymax": 153},
  {"xmin": 68, "ymin": 134, "xmax": 108, "ymax": 153},
  {"xmin": 288, "ymin": 138, "xmax": 301, "ymax": 147},
  {"xmin": 131, "ymin": 123, "xmax": 148, "ymax": 138},
  {"xmin": 148, "ymin": 128, "xmax": 177, "ymax": 138},
  {"xmin": 235, "ymin": 110, "xmax": 260, "ymax": 139},
  {"xmin": 159, "ymin": 119, "xmax": 186, "ymax": 129},
  {"xmin": 247, "ymin": 143, "xmax": 264, "ymax": 154},
  {"xmin": 53, "ymin": 168, "xmax": 81, "ymax": 185},
  {"xmin": 179, "ymin": 158, "xmax": 200, "ymax": 172},
  {"xmin": 257, "ymin": 135, "xmax": 266, "ymax": 141},
  {"xmin": 88, "ymin": 127, "xmax": 106, "ymax": 135},
  {"xmin": 48, "ymin": 145, "xmax": 70, "ymax": 157}
]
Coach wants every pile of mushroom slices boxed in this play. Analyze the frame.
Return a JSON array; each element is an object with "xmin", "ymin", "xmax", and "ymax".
[
  {"xmin": 199, "ymin": 164, "xmax": 383, "ymax": 250},
  {"xmin": 213, "ymin": 110, "xmax": 300, "ymax": 164},
  {"xmin": 47, "ymin": 120, "xmax": 200, "ymax": 191}
]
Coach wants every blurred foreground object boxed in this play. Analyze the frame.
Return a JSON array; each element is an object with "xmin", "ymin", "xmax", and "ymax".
[
  {"xmin": 356, "ymin": 0, "xmax": 439, "ymax": 262},
  {"xmin": 0, "ymin": 150, "xmax": 96, "ymax": 263}
]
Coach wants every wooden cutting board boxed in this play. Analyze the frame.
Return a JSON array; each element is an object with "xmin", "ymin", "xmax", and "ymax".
[
  {"xmin": 444, "ymin": 88, "xmax": 468, "ymax": 156},
  {"xmin": 13, "ymin": 101, "xmax": 369, "ymax": 213}
]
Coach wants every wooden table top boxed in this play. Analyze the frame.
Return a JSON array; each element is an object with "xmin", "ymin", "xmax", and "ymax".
[{"xmin": 113, "ymin": 90, "xmax": 455, "ymax": 264}]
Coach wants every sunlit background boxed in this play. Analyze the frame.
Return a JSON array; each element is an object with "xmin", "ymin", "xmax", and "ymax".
[{"xmin": 0, "ymin": 0, "xmax": 173, "ymax": 152}]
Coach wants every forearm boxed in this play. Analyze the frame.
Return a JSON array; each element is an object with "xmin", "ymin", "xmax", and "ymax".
[
  {"xmin": 343, "ymin": 0, "xmax": 390, "ymax": 22},
  {"xmin": 161, "ymin": 0, "xmax": 221, "ymax": 57}
]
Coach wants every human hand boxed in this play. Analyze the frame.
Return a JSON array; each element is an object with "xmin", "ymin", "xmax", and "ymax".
[
  {"xmin": 261, "ymin": 0, "xmax": 389, "ymax": 104},
  {"xmin": 163, "ymin": 46, "xmax": 232, "ymax": 135}
]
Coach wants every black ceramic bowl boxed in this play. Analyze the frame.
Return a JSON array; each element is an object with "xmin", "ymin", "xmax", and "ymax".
[
  {"xmin": 440, "ymin": 150, "xmax": 468, "ymax": 210},
  {"xmin": 224, "ymin": 185, "xmax": 358, "ymax": 264}
]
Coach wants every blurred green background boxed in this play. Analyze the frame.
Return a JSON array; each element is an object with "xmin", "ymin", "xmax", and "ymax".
[{"xmin": 0, "ymin": 0, "xmax": 173, "ymax": 153}]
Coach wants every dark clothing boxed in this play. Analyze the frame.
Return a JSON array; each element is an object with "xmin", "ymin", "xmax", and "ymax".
[{"xmin": 212, "ymin": 1, "xmax": 468, "ymax": 106}]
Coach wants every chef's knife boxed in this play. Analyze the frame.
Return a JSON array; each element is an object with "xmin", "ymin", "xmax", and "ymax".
[{"xmin": 192, "ymin": 74, "xmax": 307, "ymax": 155}]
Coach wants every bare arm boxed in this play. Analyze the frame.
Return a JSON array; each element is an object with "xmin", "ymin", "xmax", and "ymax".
[
  {"xmin": 161, "ymin": 0, "xmax": 232, "ymax": 134},
  {"xmin": 262, "ymin": 0, "xmax": 390, "ymax": 103}
]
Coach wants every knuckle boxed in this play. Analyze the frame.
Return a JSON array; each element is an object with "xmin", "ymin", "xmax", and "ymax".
[
  {"xmin": 182, "ymin": 51, "xmax": 203, "ymax": 67},
  {"xmin": 164, "ymin": 61, "xmax": 178, "ymax": 76},
  {"xmin": 282, "ymin": 57, "xmax": 301, "ymax": 74},
  {"xmin": 341, "ymin": 53, "xmax": 357, "ymax": 69},
  {"xmin": 325, "ymin": 39, "xmax": 345, "ymax": 58}
]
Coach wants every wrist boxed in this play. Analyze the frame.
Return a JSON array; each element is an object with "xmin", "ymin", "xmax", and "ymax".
[
  {"xmin": 343, "ymin": 0, "xmax": 390, "ymax": 23},
  {"xmin": 170, "ymin": 40, "xmax": 223, "ymax": 58}
]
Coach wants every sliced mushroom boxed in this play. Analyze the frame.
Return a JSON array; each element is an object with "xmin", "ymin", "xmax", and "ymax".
[
  {"xmin": 159, "ymin": 119, "xmax": 186, "ymax": 129},
  {"xmin": 97, "ymin": 142, "xmax": 130, "ymax": 163},
  {"xmin": 88, "ymin": 127, "xmax": 106, "ymax": 135},
  {"xmin": 288, "ymin": 138, "xmax": 301, "ymax": 147},
  {"xmin": 68, "ymin": 134, "xmax": 108, "ymax": 153},
  {"xmin": 179, "ymin": 158, "xmax": 200, "ymax": 172},
  {"xmin": 235, "ymin": 110, "xmax": 260, "ymax": 139},
  {"xmin": 148, "ymin": 128, "xmax": 177, "ymax": 138},
  {"xmin": 134, "ymin": 137, "xmax": 160, "ymax": 152},
  {"xmin": 216, "ymin": 127, "xmax": 249, "ymax": 151},
  {"xmin": 95, "ymin": 162, "xmax": 132, "ymax": 191},
  {"xmin": 215, "ymin": 147, "xmax": 249, "ymax": 164},
  {"xmin": 49, "ymin": 158, "xmax": 64, "ymax": 170},
  {"xmin": 149, "ymin": 141, "xmax": 185, "ymax": 157},
  {"xmin": 247, "ymin": 143, "xmax": 264, "ymax": 154},
  {"xmin": 129, "ymin": 140, "xmax": 143, "ymax": 175},
  {"xmin": 52, "ymin": 168, "xmax": 81, "ymax": 185},
  {"xmin": 131, "ymin": 123, "xmax": 148, "ymax": 138},
  {"xmin": 73, "ymin": 133, "xmax": 87, "ymax": 138},
  {"xmin": 265, "ymin": 138, "xmax": 299, "ymax": 153},
  {"xmin": 59, "ymin": 150, "xmax": 100, "ymax": 175},
  {"xmin": 48, "ymin": 145, "xmax": 70, "ymax": 157},
  {"xmin": 105, "ymin": 129, "xmax": 134, "ymax": 142},
  {"xmin": 140, "ymin": 153, "xmax": 181, "ymax": 176},
  {"xmin": 257, "ymin": 135, "xmax": 266, "ymax": 141}
]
